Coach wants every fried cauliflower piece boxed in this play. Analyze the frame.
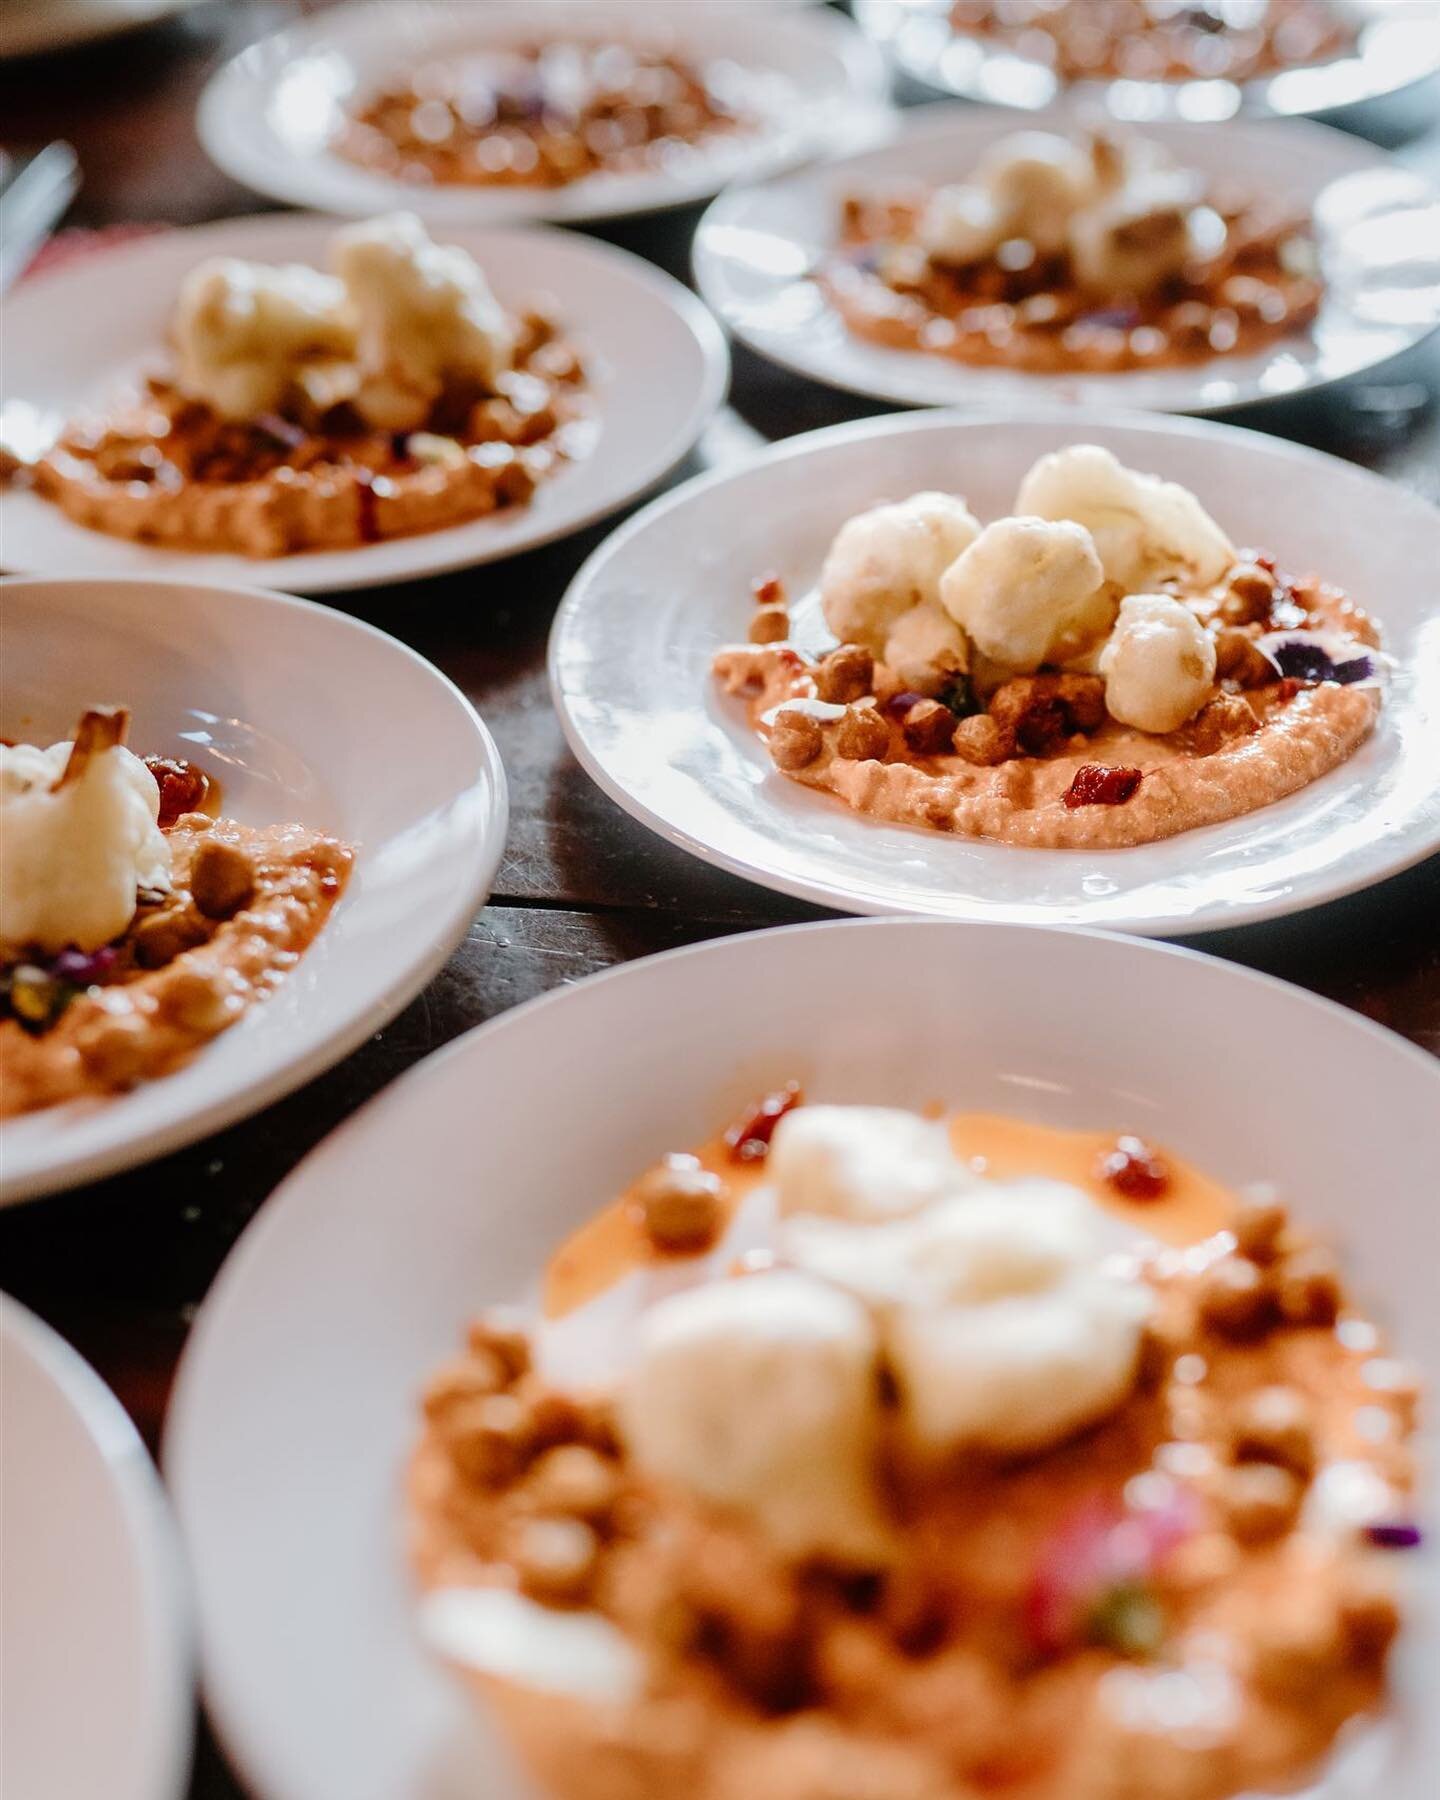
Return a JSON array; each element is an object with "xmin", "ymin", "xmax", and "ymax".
[
  {"xmin": 331, "ymin": 211, "xmax": 516, "ymax": 432},
  {"xmin": 938, "ymin": 516, "xmax": 1112, "ymax": 675},
  {"xmin": 621, "ymin": 1270, "xmax": 893, "ymax": 1565},
  {"xmin": 1014, "ymin": 444, "xmax": 1235, "ymax": 594},
  {"xmin": 1069, "ymin": 169, "xmax": 1210, "ymax": 297},
  {"xmin": 1099, "ymin": 593, "xmax": 1217, "ymax": 733},
  {"xmin": 173, "ymin": 258, "xmax": 356, "ymax": 422},
  {"xmin": 921, "ymin": 131, "xmax": 1097, "ymax": 264},
  {"xmin": 819, "ymin": 492, "xmax": 980, "ymax": 695}
]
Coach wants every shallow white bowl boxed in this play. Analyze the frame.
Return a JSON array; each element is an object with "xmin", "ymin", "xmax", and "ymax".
[
  {"xmin": 0, "ymin": 216, "xmax": 728, "ymax": 593},
  {"xmin": 199, "ymin": 0, "xmax": 891, "ymax": 227},
  {"xmin": 1, "ymin": 1295, "xmax": 192, "ymax": 1800},
  {"xmin": 695, "ymin": 104, "xmax": 1440, "ymax": 415},
  {"xmin": 550, "ymin": 408, "xmax": 1440, "ymax": 935},
  {"xmin": 857, "ymin": 0, "xmax": 1440, "ymax": 121},
  {"xmin": 0, "ymin": 575, "xmax": 507, "ymax": 1201},
  {"xmin": 165, "ymin": 917, "xmax": 1440, "ymax": 1800}
]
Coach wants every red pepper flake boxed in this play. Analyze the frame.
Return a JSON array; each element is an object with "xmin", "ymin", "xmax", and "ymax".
[
  {"xmin": 1273, "ymin": 677, "xmax": 1307, "ymax": 703},
  {"xmin": 724, "ymin": 1082, "xmax": 803, "ymax": 1163},
  {"xmin": 1063, "ymin": 764, "xmax": 1143, "ymax": 809},
  {"xmin": 751, "ymin": 572, "xmax": 786, "ymax": 608},
  {"xmin": 143, "ymin": 755, "xmax": 210, "ymax": 828},
  {"xmin": 1098, "ymin": 1135, "xmax": 1171, "ymax": 1201}
]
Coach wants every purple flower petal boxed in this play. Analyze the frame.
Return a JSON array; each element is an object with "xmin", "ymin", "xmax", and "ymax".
[
  {"xmin": 1365, "ymin": 1521, "xmax": 1423, "ymax": 1550},
  {"xmin": 1255, "ymin": 630, "xmax": 1380, "ymax": 688}
]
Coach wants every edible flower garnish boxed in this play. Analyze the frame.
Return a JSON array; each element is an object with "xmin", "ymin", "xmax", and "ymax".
[
  {"xmin": 1254, "ymin": 631, "xmax": 1378, "ymax": 688},
  {"xmin": 1364, "ymin": 1520, "xmax": 1423, "ymax": 1551},
  {"xmin": 1025, "ymin": 1484, "xmax": 1198, "ymax": 1659},
  {"xmin": 1, "ymin": 945, "xmax": 118, "ymax": 1035}
]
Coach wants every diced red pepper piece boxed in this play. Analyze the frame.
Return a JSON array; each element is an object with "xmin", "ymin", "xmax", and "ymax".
[
  {"xmin": 1098, "ymin": 1135, "xmax": 1171, "ymax": 1201},
  {"xmin": 1063, "ymin": 764, "xmax": 1143, "ymax": 809},
  {"xmin": 143, "ymin": 755, "xmax": 211, "ymax": 828},
  {"xmin": 724, "ymin": 1082, "xmax": 803, "ymax": 1164}
]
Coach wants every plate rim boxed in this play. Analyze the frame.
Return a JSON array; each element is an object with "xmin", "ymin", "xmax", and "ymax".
[
  {"xmin": 0, "ymin": 572, "xmax": 511, "ymax": 1203},
  {"xmin": 2, "ymin": 1292, "xmax": 195, "ymax": 1800},
  {"xmin": 854, "ymin": 0, "xmax": 1440, "ymax": 120},
  {"xmin": 0, "ymin": 214, "xmax": 731, "ymax": 594},
  {"xmin": 548, "ymin": 403, "xmax": 1440, "ymax": 936},
  {"xmin": 164, "ymin": 912, "xmax": 1440, "ymax": 1800},
  {"xmin": 692, "ymin": 101, "xmax": 1440, "ymax": 417},
  {"xmin": 195, "ymin": 0, "xmax": 893, "ymax": 228}
]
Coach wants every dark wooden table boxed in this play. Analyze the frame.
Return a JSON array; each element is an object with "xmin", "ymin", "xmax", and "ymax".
[{"xmin": 1, "ymin": 4, "xmax": 1437, "ymax": 1794}]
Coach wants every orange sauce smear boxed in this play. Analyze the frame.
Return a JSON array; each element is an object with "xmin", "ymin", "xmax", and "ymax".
[{"xmin": 542, "ymin": 1112, "xmax": 1237, "ymax": 1321}]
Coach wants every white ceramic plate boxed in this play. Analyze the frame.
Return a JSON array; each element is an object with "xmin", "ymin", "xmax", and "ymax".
[
  {"xmin": 549, "ymin": 408, "xmax": 1440, "ymax": 935},
  {"xmin": 695, "ymin": 104, "xmax": 1440, "ymax": 415},
  {"xmin": 857, "ymin": 0, "xmax": 1440, "ymax": 121},
  {"xmin": 0, "ymin": 215, "xmax": 728, "ymax": 594},
  {"xmin": 165, "ymin": 917, "xmax": 1440, "ymax": 1800},
  {"xmin": 0, "ymin": 575, "xmax": 507, "ymax": 1202},
  {"xmin": 198, "ymin": 0, "xmax": 891, "ymax": 227},
  {"xmin": 1, "ymin": 1294, "xmax": 192, "ymax": 1800},
  {"xmin": 0, "ymin": 0, "xmax": 199, "ymax": 60}
]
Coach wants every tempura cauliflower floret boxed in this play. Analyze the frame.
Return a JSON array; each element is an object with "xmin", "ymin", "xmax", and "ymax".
[
  {"xmin": 1014, "ymin": 444, "xmax": 1235, "ymax": 594},
  {"xmin": 1099, "ymin": 593, "xmax": 1217, "ymax": 734},
  {"xmin": 621, "ymin": 1270, "xmax": 892, "ymax": 1565},
  {"xmin": 781, "ymin": 1180, "xmax": 1153, "ymax": 1460},
  {"xmin": 819, "ymin": 492, "xmax": 980, "ymax": 694},
  {"xmin": 921, "ymin": 131, "xmax": 1097, "ymax": 264},
  {"xmin": 1, "ymin": 714, "xmax": 169, "ymax": 957},
  {"xmin": 974, "ymin": 131, "xmax": 1097, "ymax": 256},
  {"xmin": 920, "ymin": 184, "xmax": 1006, "ymax": 267},
  {"xmin": 1069, "ymin": 169, "xmax": 1208, "ymax": 296},
  {"xmin": 173, "ymin": 259, "xmax": 356, "ymax": 421},
  {"xmin": 938, "ymin": 516, "xmax": 1112, "ymax": 675},
  {"xmin": 331, "ymin": 212, "xmax": 516, "ymax": 432}
]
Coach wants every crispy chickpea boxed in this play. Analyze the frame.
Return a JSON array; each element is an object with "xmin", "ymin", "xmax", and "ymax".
[
  {"xmin": 1214, "ymin": 629, "xmax": 1277, "ymax": 689},
  {"xmin": 514, "ymin": 1516, "xmax": 599, "ymax": 1607},
  {"xmin": 422, "ymin": 1350, "xmax": 509, "ymax": 1421},
  {"xmin": 1231, "ymin": 1195, "xmax": 1289, "ymax": 1265},
  {"xmin": 814, "ymin": 644, "xmax": 874, "ymax": 705},
  {"xmin": 76, "ymin": 1012, "xmax": 152, "ymax": 1089},
  {"xmin": 835, "ymin": 703, "xmax": 890, "ymax": 762},
  {"xmin": 901, "ymin": 699, "xmax": 955, "ymax": 755},
  {"xmin": 1189, "ymin": 694, "xmax": 1259, "ymax": 756},
  {"xmin": 158, "ymin": 966, "xmax": 242, "ymax": 1036},
  {"xmin": 633, "ymin": 1153, "xmax": 726, "ymax": 1254},
  {"xmin": 1219, "ymin": 1461, "xmax": 1303, "ymax": 1545},
  {"xmin": 467, "ymin": 1310, "xmax": 532, "ymax": 1382},
  {"xmin": 1220, "ymin": 562, "xmax": 1278, "ymax": 625},
  {"xmin": 131, "ymin": 904, "xmax": 210, "ymax": 970},
  {"xmin": 749, "ymin": 605, "xmax": 790, "ymax": 645},
  {"xmin": 1275, "ymin": 1246, "xmax": 1343, "ymax": 1328},
  {"xmin": 1231, "ymin": 1385, "xmax": 1316, "ymax": 1479},
  {"xmin": 951, "ymin": 713, "xmax": 1014, "ymax": 766},
  {"xmin": 520, "ymin": 1380, "xmax": 587, "ymax": 1452},
  {"xmin": 768, "ymin": 710, "xmax": 824, "ymax": 771},
  {"xmin": 523, "ymin": 1444, "xmax": 622, "ymax": 1522},
  {"xmin": 442, "ymin": 1391, "xmax": 534, "ymax": 1487},
  {"xmin": 1197, "ymin": 1255, "xmax": 1275, "ymax": 1340},
  {"xmin": 189, "ymin": 839, "xmax": 256, "ymax": 921},
  {"xmin": 1339, "ymin": 1568, "xmax": 1401, "ymax": 1663}
]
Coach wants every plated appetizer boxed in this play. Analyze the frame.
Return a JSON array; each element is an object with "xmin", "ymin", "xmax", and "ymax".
[
  {"xmin": 410, "ymin": 1093, "xmax": 1421, "ymax": 1800},
  {"xmin": 948, "ymin": 0, "xmax": 1358, "ymax": 85},
  {"xmin": 337, "ymin": 39, "xmax": 753, "ymax": 192},
  {"xmin": 825, "ymin": 127, "xmax": 1321, "ymax": 376},
  {"xmin": 1, "ymin": 706, "xmax": 352, "ymax": 1116},
  {"xmin": 713, "ymin": 444, "xmax": 1383, "ymax": 848},
  {"xmin": 11, "ymin": 212, "xmax": 587, "ymax": 558}
]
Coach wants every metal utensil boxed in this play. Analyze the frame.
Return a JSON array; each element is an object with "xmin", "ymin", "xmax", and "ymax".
[{"xmin": 0, "ymin": 141, "xmax": 80, "ymax": 295}]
